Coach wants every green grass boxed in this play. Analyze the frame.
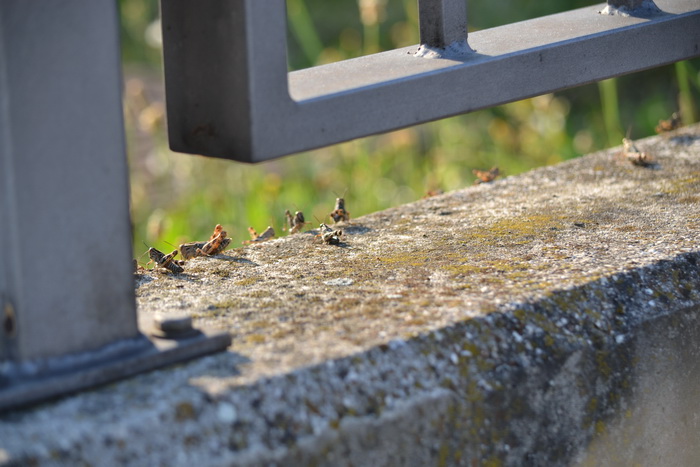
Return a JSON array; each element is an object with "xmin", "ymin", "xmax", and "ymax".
[{"xmin": 120, "ymin": 0, "xmax": 700, "ymax": 257}]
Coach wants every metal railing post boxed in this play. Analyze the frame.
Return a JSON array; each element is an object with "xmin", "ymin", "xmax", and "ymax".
[
  {"xmin": 0, "ymin": 0, "xmax": 229, "ymax": 411},
  {"xmin": 607, "ymin": 0, "xmax": 661, "ymax": 10},
  {"xmin": 602, "ymin": 0, "xmax": 662, "ymax": 15},
  {"xmin": 418, "ymin": 0, "xmax": 468, "ymax": 49},
  {"xmin": 0, "ymin": 0, "xmax": 138, "ymax": 361}
]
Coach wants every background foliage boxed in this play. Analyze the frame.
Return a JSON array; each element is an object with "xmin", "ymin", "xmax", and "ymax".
[{"xmin": 120, "ymin": 0, "xmax": 700, "ymax": 254}]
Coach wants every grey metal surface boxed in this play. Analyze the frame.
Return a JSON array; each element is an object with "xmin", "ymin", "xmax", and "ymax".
[
  {"xmin": 0, "ymin": 0, "xmax": 231, "ymax": 411},
  {"xmin": 0, "ymin": 5, "xmax": 10, "ymax": 364},
  {"xmin": 418, "ymin": 0, "xmax": 468, "ymax": 48},
  {"xmin": 0, "ymin": 0, "xmax": 137, "ymax": 360},
  {"xmin": 161, "ymin": 0, "xmax": 700, "ymax": 162},
  {"xmin": 607, "ymin": 0, "xmax": 662, "ymax": 12},
  {"xmin": 0, "ymin": 326, "xmax": 232, "ymax": 412}
]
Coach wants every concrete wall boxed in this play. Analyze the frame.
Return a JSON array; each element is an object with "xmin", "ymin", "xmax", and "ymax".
[{"xmin": 1, "ymin": 126, "xmax": 699, "ymax": 465}]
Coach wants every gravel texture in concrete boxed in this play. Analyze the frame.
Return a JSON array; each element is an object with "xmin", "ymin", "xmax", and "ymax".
[{"xmin": 1, "ymin": 126, "xmax": 699, "ymax": 466}]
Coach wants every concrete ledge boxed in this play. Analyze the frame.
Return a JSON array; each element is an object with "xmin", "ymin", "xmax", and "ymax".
[{"xmin": 1, "ymin": 125, "xmax": 700, "ymax": 465}]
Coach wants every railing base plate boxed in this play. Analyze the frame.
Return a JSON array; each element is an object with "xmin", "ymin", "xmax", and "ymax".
[{"xmin": 0, "ymin": 325, "xmax": 231, "ymax": 412}]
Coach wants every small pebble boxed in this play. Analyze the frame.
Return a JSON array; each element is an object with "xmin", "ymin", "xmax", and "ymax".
[
  {"xmin": 217, "ymin": 403, "xmax": 237, "ymax": 424},
  {"xmin": 323, "ymin": 278, "xmax": 354, "ymax": 286}
]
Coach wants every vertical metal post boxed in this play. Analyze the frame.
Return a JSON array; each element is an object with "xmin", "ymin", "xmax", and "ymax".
[
  {"xmin": 607, "ymin": 0, "xmax": 660, "ymax": 10},
  {"xmin": 602, "ymin": 0, "xmax": 662, "ymax": 15},
  {"xmin": 0, "ymin": 0, "xmax": 138, "ymax": 361},
  {"xmin": 0, "ymin": 0, "xmax": 230, "ymax": 411},
  {"xmin": 418, "ymin": 0, "xmax": 468, "ymax": 48},
  {"xmin": 161, "ymin": 0, "xmax": 292, "ymax": 160}
]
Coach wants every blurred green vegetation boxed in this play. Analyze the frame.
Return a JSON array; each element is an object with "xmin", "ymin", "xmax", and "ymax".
[{"xmin": 120, "ymin": 0, "xmax": 700, "ymax": 256}]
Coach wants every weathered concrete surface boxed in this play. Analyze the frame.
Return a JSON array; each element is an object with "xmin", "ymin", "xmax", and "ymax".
[{"xmin": 1, "ymin": 125, "xmax": 700, "ymax": 465}]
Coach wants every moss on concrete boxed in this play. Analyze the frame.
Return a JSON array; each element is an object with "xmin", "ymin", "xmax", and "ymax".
[{"xmin": 3, "ymin": 126, "xmax": 700, "ymax": 466}]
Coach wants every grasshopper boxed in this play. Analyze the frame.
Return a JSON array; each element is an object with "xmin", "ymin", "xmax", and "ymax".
[
  {"xmin": 329, "ymin": 197, "xmax": 350, "ymax": 223},
  {"xmin": 178, "ymin": 241, "xmax": 207, "ymax": 260},
  {"xmin": 179, "ymin": 224, "xmax": 231, "ymax": 259},
  {"xmin": 318, "ymin": 223, "xmax": 342, "ymax": 245},
  {"xmin": 243, "ymin": 226, "xmax": 275, "ymax": 244},
  {"xmin": 655, "ymin": 112, "xmax": 681, "ymax": 134},
  {"xmin": 473, "ymin": 167, "xmax": 500, "ymax": 184},
  {"xmin": 148, "ymin": 247, "xmax": 184, "ymax": 274},
  {"xmin": 622, "ymin": 138, "xmax": 655, "ymax": 167},
  {"xmin": 284, "ymin": 210, "xmax": 308, "ymax": 234}
]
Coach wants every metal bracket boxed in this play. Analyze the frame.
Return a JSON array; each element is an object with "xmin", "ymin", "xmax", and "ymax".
[{"xmin": 161, "ymin": 0, "xmax": 700, "ymax": 163}]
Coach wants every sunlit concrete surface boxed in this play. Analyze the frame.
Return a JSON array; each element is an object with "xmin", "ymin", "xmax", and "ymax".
[{"xmin": 1, "ymin": 125, "xmax": 699, "ymax": 465}]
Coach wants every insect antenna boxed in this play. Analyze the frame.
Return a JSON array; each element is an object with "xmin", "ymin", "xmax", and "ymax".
[
  {"xmin": 137, "ymin": 241, "xmax": 154, "ymax": 268},
  {"xmin": 333, "ymin": 188, "xmax": 348, "ymax": 199},
  {"xmin": 164, "ymin": 240, "xmax": 179, "ymax": 250},
  {"xmin": 136, "ymin": 249, "xmax": 149, "ymax": 263},
  {"xmin": 139, "ymin": 240, "xmax": 152, "ymax": 256},
  {"xmin": 312, "ymin": 214, "xmax": 327, "ymax": 234}
]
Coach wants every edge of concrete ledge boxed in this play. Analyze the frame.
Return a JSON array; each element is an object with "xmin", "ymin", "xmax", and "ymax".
[
  {"xmin": 197, "ymin": 253, "xmax": 700, "ymax": 466},
  {"xmin": 1, "ymin": 127, "xmax": 700, "ymax": 466}
]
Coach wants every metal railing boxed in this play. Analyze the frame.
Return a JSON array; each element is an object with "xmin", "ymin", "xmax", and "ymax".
[
  {"xmin": 161, "ymin": 0, "xmax": 700, "ymax": 161},
  {"xmin": 1, "ymin": 0, "xmax": 699, "ymax": 410}
]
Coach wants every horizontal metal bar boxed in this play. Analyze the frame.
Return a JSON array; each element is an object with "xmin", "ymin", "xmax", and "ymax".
[{"xmin": 161, "ymin": 0, "xmax": 700, "ymax": 162}]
